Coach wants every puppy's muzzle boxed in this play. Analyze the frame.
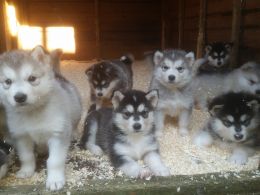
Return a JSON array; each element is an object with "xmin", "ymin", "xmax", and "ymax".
[
  {"xmin": 14, "ymin": 93, "xmax": 27, "ymax": 104},
  {"xmin": 133, "ymin": 123, "xmax": 142, "ymax": 132}
]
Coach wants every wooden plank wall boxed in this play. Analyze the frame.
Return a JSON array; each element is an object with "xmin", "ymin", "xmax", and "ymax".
[
  {"xmin": 164, "ymin": 0, "xmax": 260, "ymax": 64},
  {"xmin": 6, "ymin": 0, "xmax": 260, "ymax": 62},
  {"xmin": 19, "ymin": 0, "xmax": 161, "ymax": 60}
]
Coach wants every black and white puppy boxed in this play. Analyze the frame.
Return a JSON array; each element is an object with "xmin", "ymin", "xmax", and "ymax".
[
  {"xmin": 194, "ymin": 92, "xmax": 260, "ymax": 165},
  {"xmin": 85, "ymin": 55, "xmax": 134, "ymax": 109},
  {"xmin": 81, "ymin": 89, "xmax": 170, "ymax": 178},
  {"xmin": 198, "ymin": 42, "xmax": 233, "ymax": 74},
  {"xmin": 0, "ymin": 140, "xmax": 12, "ymax": 179}
]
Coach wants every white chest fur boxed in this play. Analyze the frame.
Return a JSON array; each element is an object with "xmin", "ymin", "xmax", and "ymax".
[{"xmin": 114, "ymin": 134, "xmax": 158, "ymax": 160}]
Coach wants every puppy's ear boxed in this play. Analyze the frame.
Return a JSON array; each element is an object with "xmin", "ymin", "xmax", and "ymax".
[
  {"xmin": 31, "ymin": 45, "xmax": 47, "ymax": 62},
  {"xmin": 112, "ymin": 90, "xmax": 124, "ymax": 109},
  {"xmin": 205, "ymin": 44, "xmax": 212, "ymax": 54},
  {"xmin": 153, "ymin": 51, "xmax": 163, "ymax": 66},
  {"xmin": 145, "ymin": 89, "xmax": 159, "ymax": 108},
  {"xmin": 185, "ymin": 52, "xmax": 195, "ymax": 66},
  {"xmin": 209, "ymin": 104, "xmax": 223, "ymax": 116},
  {"xmin": 51, "ymin": 48, "xmax": 63, "ymax": 59},
  {"xmin": 85, "ymin": 68, "xmax": 93, "ymax": 78},
  {"xmin": 225, "ymin": 42, "xmax": 233, "ymax": 52},
  {"xmin": 247, "ymin": 99, "xmax": 260, "ymax": 111},
  {"xmin": 50, "ymin": 49, "xmax": 63, "ymax": 73}
]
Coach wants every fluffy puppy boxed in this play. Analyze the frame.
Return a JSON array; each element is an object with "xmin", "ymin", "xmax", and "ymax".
[
  {"xmin": 81, "ymin": 90, "xmax": 170, "ymax": 178},
  {"xmin": 194, "ymin": 92, "xmax": 260, "ymax": 165},
  {"xmin": 0, "ymin": 46, "xmax": 82, "ymax": 190},
  {"xmin": 85, "ymin": 55, "xmax": 133, "ymax": 109}
]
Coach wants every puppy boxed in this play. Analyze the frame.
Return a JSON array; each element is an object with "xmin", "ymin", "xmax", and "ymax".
[
  {"xmin": 198, "ymin": 42, "xmax": 233, "ymax": 74},
  {"xmin": 81, "ymin": 89, "xmax": 170, "ymax": 178},
  {"xmin": 85, "ymin": 55, "xmax": 133, "ymax": 109},
  {"xmin": 194, "ymin": 92, "xmax": 260, "ymax": 165},
  {"xmin": 193, "ymin": 61, "xmax": 260, "ymax": 110},
  {"xmin": 0, "ymin": 46, "xmax": 82, "ymax": 190},
  {"xmin": 149, "ymin": 49, "xmax": 198, "ymax": 136},
  {"xmin": 0, "ymin": 140, "xmax": 12, "ymax": 179}
]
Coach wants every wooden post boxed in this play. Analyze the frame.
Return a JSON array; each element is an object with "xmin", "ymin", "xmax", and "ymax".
[
  {"xmin": 178, "ymin": 0, "xmax": 184, "ymax": 49},
  {"xmin": 94, "ymin": 0, "xmax": 100, "ymax": 60},
  {"xmin": 161, "ymin": 0, "xmax": 166, "ymax": 49},
  {"xmin": 230, "ymin": 0, "xmax": 242, "ymax": 67},
  {"xmin": 0, "ymin": 0, "xmax": 8, "ymax": 53},
  {"xmin": 196, "ymin": 0, "xmax": 207, "ymax": 58}
]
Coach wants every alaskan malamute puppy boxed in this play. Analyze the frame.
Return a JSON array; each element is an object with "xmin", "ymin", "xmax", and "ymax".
[
  {"xmin": 0, "ymin": 46, "xmax": 82, "ymax": 190},
  {"xmin": 193, "ymin": 61, "xmax": 260, "ymax": 110},
  {"xmin": 194, "ymin": 92, "xmax": 260, "ymax": 165},
  {"xmin": 81, "ymin": 89, "xmax": 170, "ymax": 178},
  {"xmin": 198, "ymin": 42, "xmax": 233, "ymax": 74},
  {"xmin": 85, "ymin": 55, "xmax": 133, "ymax": 109},
  {"xmin": 0, "ymin": 140, "xmax": 12, "ymax": 179},
  {"xmin": 149, "ymin": 50, "xmax": 197, "ymax": 136}
]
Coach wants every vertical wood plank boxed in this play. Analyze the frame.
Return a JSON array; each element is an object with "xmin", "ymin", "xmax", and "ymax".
[
  {"xmin": 178, "ymin": 0, "xmax": 184, "ymax": 49},
  {"xmin": 0, "ymin": 0, "xmax": 7, "ymax": 53},
  {"xmin": 230, "ymin": 0, "xmax": 242, "ymax": 67},
  {"xmin": 161, "ymin": 0, "xmax": 165, "ymax": 49},
  {"xmin": 196, "ymin": 0, "xmax": 207, "ymax": 58},
  {"xmin": 95, "ymin": 0, "xmax": 100, "ymax": 60}
]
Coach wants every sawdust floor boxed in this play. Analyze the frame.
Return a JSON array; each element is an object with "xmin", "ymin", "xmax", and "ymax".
[{"xmin": 1, "ymin": 59, "xmax": 259, "ymax": 189}]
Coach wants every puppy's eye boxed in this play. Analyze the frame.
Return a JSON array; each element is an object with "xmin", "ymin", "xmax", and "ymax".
[
  {"xmin": 249, "ymin": 80, "xmax": 256, "ymax": 85},
  {"xmin": 28, "ymin": 76, "xmax": 37, "ymax": 82},
  {"xmin": 177, "ymin": 67, "xmax": 184, "ymax": 73},
  {"xmin": 123, "ymin": 112, "xmax": 132, "ymax": 119},
  {"xmin": 4, "ymin": 79, "xmax": 12, "ymax": 85},
  {"xmin": 241, "ymin": 118, "xmax": 251, "ymax": 126},
  {"xmin": 103, "ymin": 82, "xmax": 109, "ymax": 88},
  {"xmin": 222, "ymin": 120, "xmax": 232, "ymax": 127},
  {"xmin": 161, "ymin": 65, "xmax": 169, "ymax": 71},
  {"xmin": 141, "ymin": 110, "xmax": 149, "ymax": 118}
]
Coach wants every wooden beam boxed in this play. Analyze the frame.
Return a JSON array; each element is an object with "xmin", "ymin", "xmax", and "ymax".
[
  {"xmin": 196, "ymin": 0, "xmax": 207, "ymax": 58},
  {"xmin": 161, "ymin": 0, "xmax": 166, "ymax": 49},
  {"xmin": 0, "ymin": 0, "xmax": 7, "ymax": 53},
  {"xmin": 94, "ymin": 0, "xmax": 100, "ymax": 60},
  {"xmin": 230, "ymin": 0, "xmax": 242, "ymax": 67},
  {"xmin": 178, "ymin": 0, "xmax": 184, "ymax": 49}
]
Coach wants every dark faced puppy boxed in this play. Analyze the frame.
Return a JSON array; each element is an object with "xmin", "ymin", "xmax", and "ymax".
[
  {"xmin": 85, "ymin": 55, "xmax": 133, "ymax": 109},
  {"xmin": 194, "ymin": 92, "xmax": 260, "ymax": 165},
  {"xmin": 81, "ymin": 89, "xmax": 170, "ymax": 178},
  {"xmin": 198, "ymin": 42, "xmax": 233, "ymax": 74}
]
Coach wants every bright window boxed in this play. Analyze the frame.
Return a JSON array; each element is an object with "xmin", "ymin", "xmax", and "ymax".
[
  {"xmin": 6, "ymin": 3, "xmax": 18, "ymax": 36},
  {"xmin": 18, "ymin": 26, "xmax": 43, "ymax": 50},
  {"xmin": 46, "ymin": 27, "xmax": 76, "ymax": 53}
]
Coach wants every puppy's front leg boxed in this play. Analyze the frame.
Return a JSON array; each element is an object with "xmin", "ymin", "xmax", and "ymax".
[
  {"xmin": 178, "ymin": 108, "xmax": 192, "ymax": 136},
  {"xmin": 229, "ymin": 146, "xmax": 254, "ymax": 165},
  {"xmin": 15, "ymin": 136, "xmax": 35, "ymax": 178},
  {"xmin": 154, "ymin": 111, "xmax": 165, "ymax": 137},
  {"xmin": 46, "ymin": 136, "xmax": 69, "ymax": 191},
  {"xmin": 119, "ymin": 156, "xmax": 152, "ymax": 179},
  {"xmin": 143, "ymin": 151, "xmax": 170, "ymax": 176}
]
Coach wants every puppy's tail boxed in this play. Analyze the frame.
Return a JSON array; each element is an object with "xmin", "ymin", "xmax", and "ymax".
[{"xmin": 120, "ymin": 54, "xmax": 134, "ymax": 66}]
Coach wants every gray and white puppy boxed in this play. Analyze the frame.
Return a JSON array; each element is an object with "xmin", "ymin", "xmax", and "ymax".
[
  {"xmin": 194, "ymin": 92, "xmax": 260, "ymax": 165},
  {"xmin": 0, "ymin": 140, "xmax": 12, "ymax": 179},
  {"xmin": 85, "ymin": 55, "xmax": 133, "ymax": 109},
  {"xmin": 0, "ymin": 46, "xmax": 82, "ymax": 191},
  {"xmin": 149, "ymin": 50, "xmax": 197, "ymax": 136},
  {"xmin": 193, "ymin": 61, "xmax": 260, "ymax": 110},
  {"xmin": 81, "ymin": 89, "xmax": 170, "ymax": 178}
]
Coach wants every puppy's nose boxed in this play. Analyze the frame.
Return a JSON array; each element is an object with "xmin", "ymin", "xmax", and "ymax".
[
  {"xmin": 133, "ymin": 123, "xmax": 141, "ymax": 131},
  {"xmin": 97, "ymin": 92, "xmax": 103, "ymax": 97},
  {"xmin": 14, "ymin": 93, "xmax": 27, "ymax": 103},
  {"xmin": 234, "ymin": 134, "xmax": 243, "ymax": 140},
  {"xmin": 168, "ymin": 75, "xmax": 175, "ymax": 81},
  {"xmin": 217, "ymin": 61, "xmax": 222, "ymax": 66}
]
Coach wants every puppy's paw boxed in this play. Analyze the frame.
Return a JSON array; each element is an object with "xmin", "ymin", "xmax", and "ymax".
[
  {"xmin": 153, "ymin": 165, "xmax": 170, "ymax": 177},
  {"xmin": 229, "ymin": 153, "xmax": 248, "ymax": 165},
  {"xmin": 16, "ymin": 167, "xmax": 35, "ymax": 178},
  {"xmin": 87, "ymin": 144, "xmax": 103, "ymax": 156},
  {"xmin": 179, "ymin": 128, "xmax": 189, "ymax": 137},
  {"xmin": 193, "ymin": 131, "xmax": 212, "ymax": 148},
  {"xmin": 139, "ymin": 167, "xmax": 153, "ymax": 179},
  {"xmin": 46, "ymin": 173, "xmax": 65, "ymax": 191}
]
